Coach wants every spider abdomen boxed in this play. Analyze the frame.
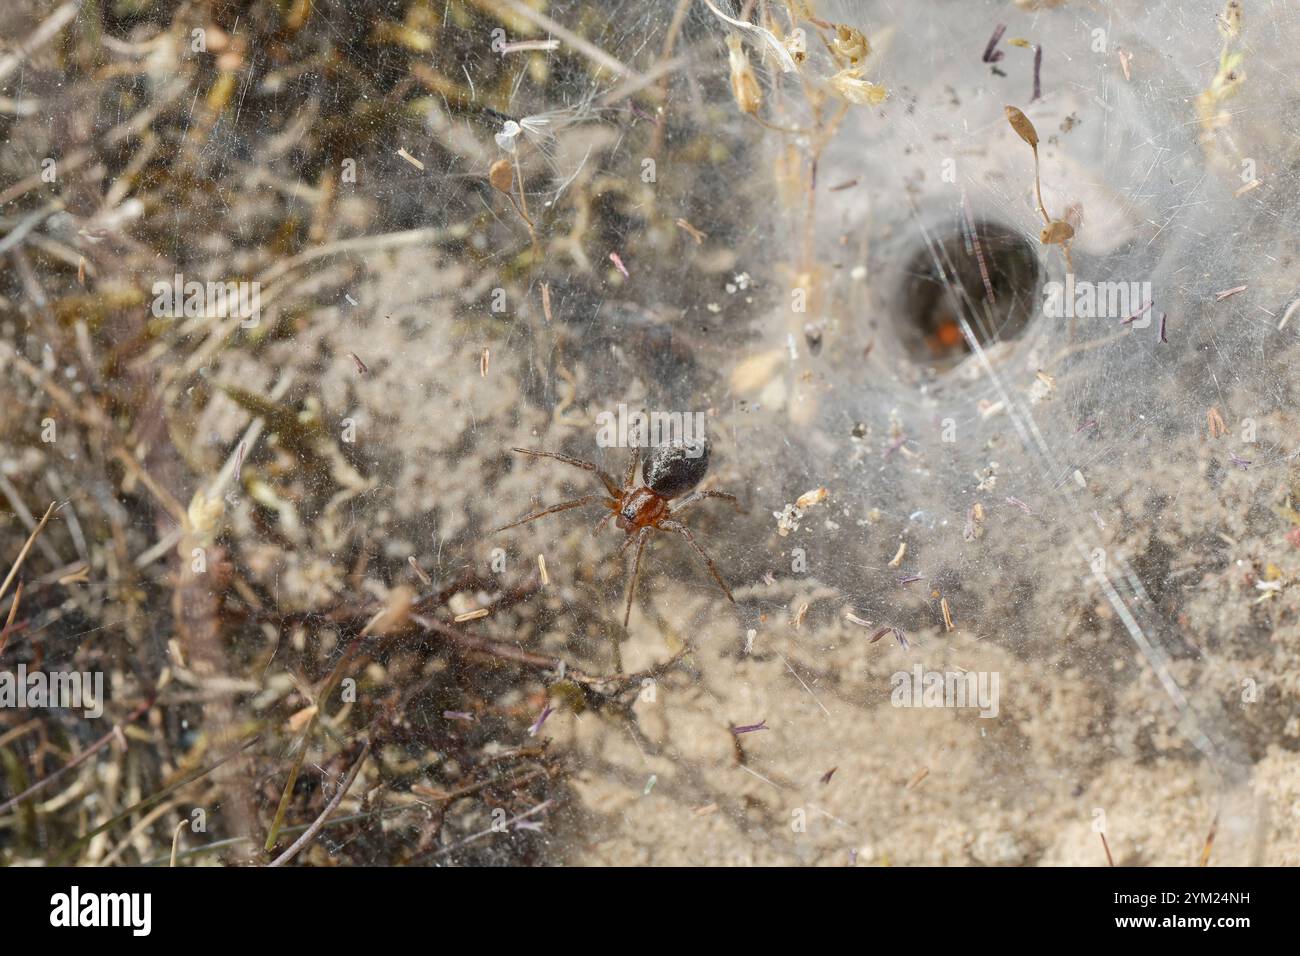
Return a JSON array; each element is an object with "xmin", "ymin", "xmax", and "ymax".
[{"xmin": 641, "ymin": 437, "xmax": 710, "ymax": 500}]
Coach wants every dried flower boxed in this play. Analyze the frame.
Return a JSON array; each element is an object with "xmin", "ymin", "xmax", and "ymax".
[
  {"xmin": 704, "ymin": 0, "xmax": 798, "ymax": 73},
  {"xmin": 727, "ymin": 35, "xmax": 762, "ymax": 115},
  {"xmin": 185, "ymin": 488, "xmax": 224, "ymax": 547},
  {"xmin": 774, "ymin": 502, "xmax": 803, "ymax": 536},
  {"xmin": 1039, "ymin": 220, "xmax": 1074, "ymax": 244},
  {"xmin": 829, "ymin": 68, "xmax": 887, "ymax": 105},
  {"xmin": 832, "ymin": 25, "xmax": 870, "ymax": 65},
  {"xmin": 783, "ymin": 25, "xmax": 807, "ymax": 64}
]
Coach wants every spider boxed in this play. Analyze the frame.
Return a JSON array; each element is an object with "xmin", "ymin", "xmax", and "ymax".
[{"xmin": 494, "ymin": 438, "xmax": 739, "ymax": 627}]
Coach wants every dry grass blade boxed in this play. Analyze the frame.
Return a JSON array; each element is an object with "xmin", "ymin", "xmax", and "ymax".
[
  {"xmin": 0, "ymin": 1, "xmax": 80, "ymax": 84},
  {"xmin": 1199, "ymin": 812, "xmax": 1219, "ymax": 866},
  {"xmin": 1099, "ymin": 832, "xmax": 1115, "ymax": 866},
  {"xmin": 264, "ymin": 639, "xmax": 364, "ymax": 852},
  {"xmin": 54, "ymin": 731, "xmax": 261, "ymax": 864},
  {"xmin": 268, "ymin": 738, "xmax": 372, "ymax": 867},
  {"xmin": 263, "ymin": 721, "xmax": 317, "ymax": 853},
  {"xmin": 0, "ymin": 501, "xmax": 56, "ymax": 605},
  {"xmin": 0, "ymin": 697, "xmax": 150, "ymax": 817},
  {"xmin": 0, "ymin": 579, "xmax": 24, "ymax": 658},
  {"xmin": 170, "ymin": 819, "xmax": 188, "ymax": 868}
]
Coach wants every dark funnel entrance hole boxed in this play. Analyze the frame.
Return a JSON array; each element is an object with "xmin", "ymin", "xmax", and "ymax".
[{"xmin": 898, "ymin": 220, "xmax": 1041, "ymax": 366}]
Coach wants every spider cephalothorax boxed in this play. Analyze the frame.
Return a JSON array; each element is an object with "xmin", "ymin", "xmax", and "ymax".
[{"xmin": 495, "ymin": 437, "xmax": 738, "ymax": 626}]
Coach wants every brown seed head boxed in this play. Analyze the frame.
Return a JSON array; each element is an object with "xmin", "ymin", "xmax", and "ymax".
[
  {"xmin": 1004, "ymin": 105, "xmax": 1039, "ymax": 148},
  {"xmin": 488, "ymin": 158, "xmax": 513, "ymax": 194}
]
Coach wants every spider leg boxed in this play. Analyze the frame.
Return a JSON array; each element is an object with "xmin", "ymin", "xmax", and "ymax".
[
  {"xmin": 669, "ymin": 489, "xmax": 740, "ymax": 515},
  {"xmin": 615, "ymin": 527, "xmax": 641, "ymax": 558},
  {"xmin": 622, "ymin": 526, "xmax": 653, "ymax": 628},
  {"xmin": 623, "ymin": 448, "xmax": 639, "ymax": 489},
  {"xmin": 591, "ymin": 510, "xmax": 615, "ymax": 536},
  {"xmin": 493, "ymin": 494, "xmax": 612, "ymax": 534},
  {"xmin": 658, "ymin": 517, "xmax": 735, "ymax": 604},
  {"xmin": 511, "ymin": 447, "xmax": 620, "ymax": 497}
]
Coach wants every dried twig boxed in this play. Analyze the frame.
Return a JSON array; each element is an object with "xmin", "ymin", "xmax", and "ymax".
[{"xmin": 268, "ymin": 738, "xmax": 372, "ymax": 867}]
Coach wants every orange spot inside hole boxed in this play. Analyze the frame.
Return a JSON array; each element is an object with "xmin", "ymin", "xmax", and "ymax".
[
  {"xmin": 927, "ymin": 319, "xmax": 966, "ymax": 355},
  {"xmin": 934, "ymin": 320, "xmax": 963, "ymax": 347}
]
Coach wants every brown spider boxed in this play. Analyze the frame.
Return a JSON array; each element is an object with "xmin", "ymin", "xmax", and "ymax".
[{"xmin": 494, "ymin": 438, "xmax": 739, "ymax": 626}]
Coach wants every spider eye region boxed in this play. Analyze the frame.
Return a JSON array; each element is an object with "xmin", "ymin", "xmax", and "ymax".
[
  {"xmin": 616, "ymin": 488, "xmax": 666, "ymax": 530},
  {"xmin": 642, "ymin": 437, "xmax": 710, "ymax": 500}
]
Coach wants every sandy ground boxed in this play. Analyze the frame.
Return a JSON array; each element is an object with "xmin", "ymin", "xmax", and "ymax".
[{"xmin": 223, "ymin": 226, "xmax": 1298, "ymax": 866}]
